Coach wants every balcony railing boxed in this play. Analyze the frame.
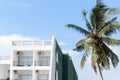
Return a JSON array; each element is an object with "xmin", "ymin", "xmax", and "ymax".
[
  {"xmin": 35, "ymin": 56, "xmax": 50, "ymax": 66},
  {"xmin": 36, "ymin": 74, "xmax": 49, "ymax": 80},
  {"xmin": 35, "ymin": 61, "xmax": 50, "ymax": 66},
  {"xmin": 36, "ymin": 79, "xmax": 48, "ymax": 80},
  {"xmin": 12, "ymin": 40, "xmax": 52, "ymax": 46},
  {"xmin": 13, "ymin": 61, "xmax": 33, "ymax": 66},
  {"xmin": 12, "ymin": 78, "xmax": 31, "ymax": 80}
]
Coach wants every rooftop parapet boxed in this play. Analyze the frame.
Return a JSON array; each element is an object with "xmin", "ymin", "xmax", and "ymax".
[{"xmin": 12, "ymin": 40, "xmax": 52, "ymax": 46}]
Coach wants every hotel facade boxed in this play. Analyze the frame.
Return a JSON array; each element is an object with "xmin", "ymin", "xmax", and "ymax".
[{"xmin": 0, "ymin": 36, "xmax": 78, "ymax": 80}]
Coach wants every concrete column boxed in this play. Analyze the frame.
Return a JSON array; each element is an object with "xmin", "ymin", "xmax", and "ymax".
[
  {"xmin": 10, "ymin": 49, "xmax": 13, "ymax": 80},
  {"xmin": 49, "ymin": 35, "xmax": 56, "ymax": 80}
]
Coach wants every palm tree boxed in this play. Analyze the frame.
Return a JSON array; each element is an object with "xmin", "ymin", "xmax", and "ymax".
[{"xmin": 65, "ymin": 0, "xmax": 120, "ymax": 80}]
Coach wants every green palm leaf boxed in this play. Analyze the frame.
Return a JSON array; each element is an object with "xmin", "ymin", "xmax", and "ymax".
[
  {"xmin": 99, "ymin": 44, "xmax": 110, "ymax": 69},
  {"xmin": 99, "ymin": 22, "xmax": 120, "ymax": 36},
  {"xmin": 91, "ymin": 46, "xmax": 98, "ymax": 73},
  {"xmin": 66, "ymin": 24, "xmax": 89, "ymax": 36},
  {"xmin": 82, "ymin": 10, "xmax": 93, "ymax": 31},
  {"xmin": 107, "ymin": 8, "xmax": 120, "ymax": 16},
  {"xmin": 91, "ymin": 2, "xmax": 107, "ymax": 30},
  {"xmin": 102, "ymin": 43, "xmax": 119, "ymax": 68},
  {"xmin": 74, "ymin": 38, "xmax": 93, "ymax": 51},
  {"xmin": 74, "ymin": 39, "xmax": 85, "ymax": 51},
  {"xmin": 80, "ymin": 46, "xmax": 90, "ymax": 69},
  {"xmin": 102, "ymin": 17, "xmax": 117, "ymax": 29},
  {"xmin": 102, "ymin": 37, "xmax": 120, "ymax": 45}
]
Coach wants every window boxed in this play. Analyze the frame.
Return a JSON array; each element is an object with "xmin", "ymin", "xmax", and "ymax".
[{"xmin": 56, "ymin": 52, "xmax": 58, "ymax": 62}]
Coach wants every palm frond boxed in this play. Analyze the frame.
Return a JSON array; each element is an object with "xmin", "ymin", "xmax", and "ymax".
[
  {"xmin": 80, "ymin": 46, "xmax": 90, "ymax": 69},
  {"xmin": 102, "ymin": 17, "xmax": 117, "ymax": 28},
  {"xmin": 97, "ymin": 61, "xmax": 104, "ymax": 80},
  {"xmin": 107, "ymin": 8, "xmax": 120, "ymax": 16},
  {"xmin": 110, "ymin": 52, "xmax": 119, "ymax": 68},
  {"xmin": 74, "ymin": 38, "xmax": 93, "ymax": 51},
  {"xmin": 66, "ymin": 24, "xmax": 90, "ymax": 36},
  {"xmin": 94, "ymin": 43, "xmax": 110, "ymax": 70},
  {"xmin": 90, "ymin": 2, "xmax": 107, "ymax": 31},
  {"xmin": 91, "ymin": 46, "xmax": 98, "ymax": 73},
  {"xmin": 101, "ymin": 43, "xmax": 119, "ymax": 68},
  {"xmin": 102, "ymin": 37, "xmax": 120, "ymax": 45},
  {"xmin": 103, "ymin": 8, "xmax": 119, "ymax": 22},
  {"xmin": 99, "ymin": 22, "xmax": 120, "ymax": 36},
  {"xmin": 90, "ymin": 12, "xmax": 96, "ymax": 30},
  {"xmin": 99, "ymin": 48, "xmax": 110, "ymax": 69},
  {"xmin": 73, "ymin": 39, "xmax": 85, "ymax": 52},
  {"xmin": 82, "ymin": 10, "xmax": 93, "ymax": 31}
]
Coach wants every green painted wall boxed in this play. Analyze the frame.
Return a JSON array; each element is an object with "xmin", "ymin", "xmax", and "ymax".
[
  {"xmin": 55, "ymin": 40, "xmax": 78, "ymax": 80},
  {"xmin": 55, "ymin": 41, "xmax": 63, "ymax": 80},
  {"xmin": 62, "ymin": 54, "xmax": 78, "ymax": 80}
]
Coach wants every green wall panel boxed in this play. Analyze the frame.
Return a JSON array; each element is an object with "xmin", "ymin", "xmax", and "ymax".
[{"xmin": 55, "ymin": 40, "xmax": 78, "ymax": 80}]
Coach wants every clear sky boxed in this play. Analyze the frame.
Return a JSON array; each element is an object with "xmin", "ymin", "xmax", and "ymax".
[{"xmin": 0, "ymin": 0, "xmax": 120, "ymax": 80}]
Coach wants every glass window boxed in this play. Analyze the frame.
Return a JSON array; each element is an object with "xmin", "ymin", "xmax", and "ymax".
[{"xmin": 56, "ymin": 52, "xmax": 58, "ymax": 62}]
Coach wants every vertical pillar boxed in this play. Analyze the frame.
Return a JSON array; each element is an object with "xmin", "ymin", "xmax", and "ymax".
[
  {"xmin": 49, "ymin": 35, "xmax": 56, "ymax": 80},
  {"xmin": 33, "ymin": 48, "xmax": 35, "ymax": 80},
  {"xmin": 10, "ymin": 49, "xmax": 13, "ymax": 80}
]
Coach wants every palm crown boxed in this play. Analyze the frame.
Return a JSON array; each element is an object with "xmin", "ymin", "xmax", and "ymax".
[{"xmin": 66, "ymin": 1, "xmax": 120, "ymax": 80}]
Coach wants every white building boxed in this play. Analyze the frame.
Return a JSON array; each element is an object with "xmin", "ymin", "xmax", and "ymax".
[
  {"xmin": 0, "ymin": 36, "xmax": 78, "ymax": 80},
  {"xmin": 0, "ymin": 36, "xmax": 56, "ymax": 80}
]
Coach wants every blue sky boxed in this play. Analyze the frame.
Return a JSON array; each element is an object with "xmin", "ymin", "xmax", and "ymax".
[{"xmin": 0, "ymin": 0, "xmax": 120, "ymax": 80}]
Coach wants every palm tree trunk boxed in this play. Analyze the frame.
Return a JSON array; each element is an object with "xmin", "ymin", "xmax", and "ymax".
[{"xmin": 97, "ymin": 62, "xmax": 104, "ymax": 80}]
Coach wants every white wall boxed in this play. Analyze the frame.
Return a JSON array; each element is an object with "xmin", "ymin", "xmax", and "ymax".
[
  {"xmin": 0, "ymin": 64, "xmax": 10, "ymax": 79},
  {"xmin": 9, "ymin": 38, "xmax": 56, "ymax": 80}
]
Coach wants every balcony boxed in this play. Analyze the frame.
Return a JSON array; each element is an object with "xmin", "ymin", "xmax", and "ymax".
[
  {"xmin": 35, "ymin": 70, "xmax": 49, "ymax": 80},
  {"xmin": 13, "ymin": 61, "xmax": 33, "ymax": 66},
  {"xmin": 13, "ymin": 70, "xmax": 32, "ymax": 80},
  {"xmin": 35, "ymin": 56, "xmax": 50, "ymax": 66},
  {"xmin": 37, "ymin": 75, "xmax": 49, "ymax": 80},
  {"xmin": 35, "ymin": 61, "xmax": 49, "ymax": 66},
  {"xmin": 13, "ymin": 51, "xmax": 33, "ymax": 67},
  {"xmin": 13, "ymin": 75, "xmax": 32, "ymax": 80}
]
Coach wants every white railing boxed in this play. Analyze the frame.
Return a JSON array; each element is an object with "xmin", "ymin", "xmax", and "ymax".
[
  {"xmin": 35, "ymin": 56, "xmax": 50, "ymax": 66},
  {"xmin": 12, "ymin": 40, "xmax": 52, "ymax": 46},
  {"xmin": 0, "ymin": 56, "xmax": 10, "ymax": 60}
]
